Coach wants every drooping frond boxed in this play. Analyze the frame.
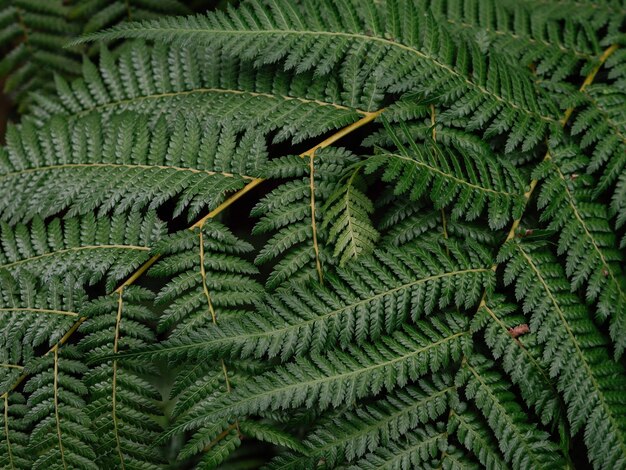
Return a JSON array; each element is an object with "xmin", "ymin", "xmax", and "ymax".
[
  {"xmin": 458, "ymin": 354, "xmax": 565, "ymax": 469},
  {"xmin": 167, "ymin": 312, "xmax": 471, "ymax": 435},
  {"xmin": 76, "ymin": 0, "xmax": 562, "ymax": 151},
  {"xmin": 135, "ymin": 240, "xmax": 493, "ymax": 363},
  {"xmin": 31, "ymin": 41, "xmax": 370, "ymax": 144},
  {"xmin": 149, "ymin": 220, "xmax": 263, "ymax": 335},
  {"xmin": 533, "ymin": 145, "xmax": 626, "ymax": 356},
  {"xmin": 0, "ymin": 111, "xmax": 266, "ymax": 223},
  {"xmin": 0, "ymin": 211, "xmax": 165, "ymax": 290},
  {"xmin": 22, "ymin": 346, "xmax": 97, "ymax": 469},
  {"xmin": 252, "ymin": 147, "xmax": 361, "ymax": 288},
  {"xmin": 267, "ymin": 373, "xmax": 457, "ymax": 468},
  {"xmin": 499, "ymin": 240, "xmax": 626, "ymax": 469},
  {"xmin": 0, "ymin": 272, "xmax": 84, "ymax": 384},
  {"xmin": 366, "ymin": 121, "xmax": 526, "ymax": 229},
  {"xmin": 78, "ymin": 287, "xmax": 163, "ymax": 469}
]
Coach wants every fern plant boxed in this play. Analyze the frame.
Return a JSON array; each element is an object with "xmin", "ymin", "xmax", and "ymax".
[{"xmin": 1, "ymin": 1, "xmax": 626, "ymax": 469}]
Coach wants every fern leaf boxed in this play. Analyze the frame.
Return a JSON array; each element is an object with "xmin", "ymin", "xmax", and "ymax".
[
  {"xmin": 533, "ymin": 145, "xmax": 626, "ymax": 357},
  {"xmin": 500, "ymin": 240, "xmax": 626, "ymax": 469},
  {"xmin": 22, "ymin": 346, "xmax": 98, "ymax": 469},
  {"xmin": 344, "ymin": 423, "xmax": 447, "ymax": 470},
  {"xmin": 0, "ymin": 272, "xmax": 84, "ymax": 385},
  {"xmin": 149, "ymin": 220, "xmax": 263, "ymax": 335},
  {"xmin": 0, "ymin": 211, "xmax": 165, "ymax": 291},
  {"xmin": 458, "ymin": 354, "xmax": 565, "ymax": 469},
  {"xmin": 366, "ymin": 121, "xmax": 526, "ymax": 230},
  {"xmin": 253, "ymin": 147, "xmax": 362, "ymax": 287},
  {"xmin": 167, "ymin": 312, "xmax": 470, "ymax": 435},
  {"xmin": 76, "ymin": 0, "xmax": 561, "ymax": 151},
  {"xmin": 322, "ymin": 168, "xmax": 379, "ymax": 266},
  {"xmin": 267, "ymin": 373, "xmax": 457, "ymax": 468},
  {"xmin": 448, "ymin": 404, "xmax": 510, "ymax": 470},
  {"xmin": 0, "ymin": 112, "xmax": 265, "ymax": 223},
  {"xmin": 31, "ymin": 41, "xmax": 369, "ymax": 144},
  {"xmin": 78, "ymin": 287, "xmax": 163, "ymax": 469},
  {"xmin": 131, "ymin": 240, "xmax": 492, "ymax": 363},
  {"xmin": 0, "ymin": 392, "xmax": 30, "ymax": 469},
  {"xmin": 472, "ymin": 296, "xmax": 563, "ymax": 427}
]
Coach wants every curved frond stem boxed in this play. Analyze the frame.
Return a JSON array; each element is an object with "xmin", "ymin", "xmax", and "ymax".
[
  {"xmin": 0, "ymin": 245, "xmax": 150, "ymax": 271},
  {"xmin": 0, "ymin": 308, "xmax": 79, "ymax": 317},
  {"xmin": 52, "ymin": 347, "xmax": 67, "ymax": 470},
  {"xmin": 0, "ymin": 364, "xmax": 23, "ymax": 370},
  {"xmin": 0, "ymin": 163, "xmax": 256, "ymax": 183},
  {"xmin": 3, "ymin": 394, "xmax": 14, "ymax": 470},
  {"xmin": 308, "ymin": 153, "xmax": 323, "ymax": 284},
  {"xmin": 112, "ymin": 290, "xmax": 125, "ymax": 470},
  {"xmin": 75, "ymin": 88, "xmax": 366, "ymax": 119}
]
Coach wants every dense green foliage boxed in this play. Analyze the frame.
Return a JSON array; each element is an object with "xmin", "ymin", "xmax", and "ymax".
[{"xmin": 1, "ymin": 0, "xmax": 625, "ymax": 468}]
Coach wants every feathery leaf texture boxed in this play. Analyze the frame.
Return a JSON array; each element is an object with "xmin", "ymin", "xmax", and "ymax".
[
  {"xmin": 500, "ymin": 241, "xmax": 626, "ymax": 470},
  {"xmin": 0, "ymin": 112, "xmax": 267, "ymax": 224},
  {"xmin": 1, "ymin": 0, "xmax": 626, "ymax": 468},
  {"xmin": 0, "ymin": 211, "xmax": 165, "ymax": 290},
  {"xmin": 366, "ymin": 120, "xmax": 526, "ymax": 229},
  {"xmin": 252, "ymin": 147, "xmax": 362, "ymax": 288},
  {"xmin": 32, "ymin": 41, "xmax": 369, "ymax": 144},
  {"xmin": 77, "ymin": 0, "xmax": 562, "ymax": 151}
]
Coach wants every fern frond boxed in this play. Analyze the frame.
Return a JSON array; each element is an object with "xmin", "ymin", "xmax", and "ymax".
[
  {"xmin": 458, "ymin": 354, "xmax": 565, "ymax": 469},
  {"xmin": 472, "ymin": 296, "xmax": 563, "ymax": 426},
  {"xmin": 448, "ymin": 404, "xmax": 510, "ymax": 470},
  {"xmin": 366, "ymin": 121, "xmax": 526, "ymax": 229},
  {"xmin": 0, "ymin": 112, "xmax": 265, "ymax": 223},
  {"xmin": 0, "ymin": 0, "xmax": 82, "ymax": 108},
  {"xmin": 569, "ymin": 84, "xmax": 626, "ymax": 245},
  {"xmin": 267, "ymin": 373, "xmax": 456, "ymax": 468},
  {"xmin": 76, "ymin": 0, "xmax": 562, "ymax": 151},
  {"xmin": 500, "ymin": 240, "xmax": 626, "ymax": 469},
  {"xmin": 0, "ymin": 392, "xmax": 30, "ymax": 469},
  {"xmin": 344, "ymin": 423, "xmax": 447, "ymax": 470},
  {"xmin": 0, "ymin": 211, "xmax": 165, "ymax": 291},
  {"xmin": 322, "ymin": 168, "xmax": 379, "ymax": 266},
  {"xmin": 22, "ymin": 346, "xmax": 98, "ymax": 469},
  {"xmin": 253, "ymin": 147, "xmax": 361, "ymax": 288},
  {"xmin": 533, "ymin": 145, "xmax": 626, "ymax": 357},
  {"xmin": 149, "ymin": 220, "xmax": 262, "ymax": 335},
  {"xmin": 167, "ymin": 312, "xmax": 470, "ymax": 436},
  {"xmin": 78, "ymin": 287, "xmax": 163, "ymax": 469},
  {"xmin": 0, "ymin": 272, "xmax": 84, "ymax": 383},
  {"xmin": 134, "ymin": 240, "xmax": 492, "ymax": 364},
  {"xmin": 430, "ymin": 0, "xmax": 601, "ymax": 82},
  {"xmin": 31, "ymin": 41, "xmax": 369, "ymax": 144}
]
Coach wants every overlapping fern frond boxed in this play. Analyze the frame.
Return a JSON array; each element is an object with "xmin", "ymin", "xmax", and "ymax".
[{"xmin": 2, "ymin": 0, "xmax": 626, "ymax": 468}]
